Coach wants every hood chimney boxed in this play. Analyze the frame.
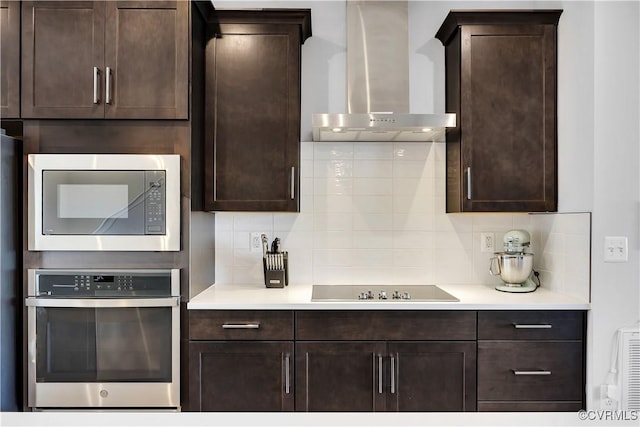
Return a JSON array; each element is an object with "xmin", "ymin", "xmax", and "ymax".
[{"xmin": 312, "ymin": 1, "xmax": 455, "ymax": 142}]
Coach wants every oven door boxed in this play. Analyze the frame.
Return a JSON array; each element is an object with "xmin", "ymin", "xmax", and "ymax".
[{"xmin": 26, "ymin": 297, "xmax": 180, "ymax": 408}]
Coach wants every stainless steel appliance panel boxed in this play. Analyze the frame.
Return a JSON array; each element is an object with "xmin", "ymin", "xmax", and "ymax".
[
  {"xmin": 28, "ymin": 154, "xmax": 180, "ymax": 251},
  {"xmin": 26, "ymin": 269, "xmax": 180, "ymax": 409}
]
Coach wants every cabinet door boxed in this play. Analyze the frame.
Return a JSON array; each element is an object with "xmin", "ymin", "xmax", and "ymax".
[
  {"xmin": 1, "ymin": 0, "xmax": 20, "ymax": 118},
  {"xmin": 22, "ymin": 1, "xmax": 105, "ymax": 118},
  {"xmin": 204, "ymin": 22, "xmax": 301, "ymax": 211},
  {"xmin": 387, "ymin": 342, "xmax": 476, "ymax": 412},
  {"xmin": 295, "ymin": 342, "xmax": 386, "ymax": 411},
  {"xmin": 189, "ymin": 341, "xmax": 294, "ymax": 411},
  {"xmin": 458, "ymin": 24, "xmax": 557, "ymax": 212},
  {"xmin": 104, "ymin": 1, "xmax": 188, "ymax": 119}
]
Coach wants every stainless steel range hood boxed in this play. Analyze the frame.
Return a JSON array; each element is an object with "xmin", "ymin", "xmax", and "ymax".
[{"xmin": 312, "ymin": 1, "xmax": 455, "ymax": 142}]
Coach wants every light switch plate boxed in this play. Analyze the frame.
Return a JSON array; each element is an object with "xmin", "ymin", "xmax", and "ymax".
[{"xmin": 604, "ymin": 236, "xmax": 628, "ymax": 262}]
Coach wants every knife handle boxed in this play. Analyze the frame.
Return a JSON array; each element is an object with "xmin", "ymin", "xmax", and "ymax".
[{"xmin": 261, "ymin": 234, "xmax": 268, "ymax": 257}]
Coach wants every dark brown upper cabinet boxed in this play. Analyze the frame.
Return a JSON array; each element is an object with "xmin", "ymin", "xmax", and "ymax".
[
  {"xmin": 436, "ymin": 11, "xmax": 561, "ymax": 212},
  {"xmin": 1, "ymin": 0, "xmax": 20, "ymax": 119},
  {"xmin": 203, "ymin": 10, "xmax": 311, "ymax": 211},
  {"xmin": 21, "ymin": 1, "xmax": 188, "ymax": 119}
]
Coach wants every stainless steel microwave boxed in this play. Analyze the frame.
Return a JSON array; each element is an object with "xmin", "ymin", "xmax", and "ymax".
[{"xmin": 28, "ymin": 154, "xmax": 180, "ymax": 251}]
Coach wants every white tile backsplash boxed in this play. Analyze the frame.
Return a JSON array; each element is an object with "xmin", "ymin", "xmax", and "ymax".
[
  {"xmin": 394, "ymin": 143, "xmax": 433, "ymax": 161},
  {"xmin": 352, "ymin": 213, "xmax": 393, "ymax": 231},
  {"xmin": 354, "ymin": 142, "xmax": 394, "ymax": 159},
  {"xmin": 273, "ymin": 213, "xmax": 313, "ymax": 232},
  {"xmin": 393, "ymin": 211, "xmax": 435, "ymax": 231},
  {"xmin": 313, "ymin": 177, "xmax": 353, "ymax": 195},
  {"xmin": 353, "ymin": 159, "xmax": 393, "ymax": 177},
  {"xmin": 211, "ymin": 142, "xmax": 591, "ymax": 300}
]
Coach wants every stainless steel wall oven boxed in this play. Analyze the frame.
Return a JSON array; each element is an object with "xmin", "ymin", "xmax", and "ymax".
[{"xmin": 26, "ymin": 269, "xmax": 180, "ymax": 409}]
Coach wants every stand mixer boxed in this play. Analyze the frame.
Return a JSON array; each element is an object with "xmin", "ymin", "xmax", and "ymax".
[{"xmin": 489, "ymin": 230, "xmax": 539, "ymax": 293}]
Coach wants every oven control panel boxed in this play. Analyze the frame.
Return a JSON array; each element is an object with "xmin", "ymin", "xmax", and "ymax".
[{"xmin": 33, "ymin": 270, "xmax": 175, "ymax": 297}]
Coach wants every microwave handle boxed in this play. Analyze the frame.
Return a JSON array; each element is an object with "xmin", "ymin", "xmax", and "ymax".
[{"xmin": 25, "ymin": 296, "xmax": 179, "ymax": 308}]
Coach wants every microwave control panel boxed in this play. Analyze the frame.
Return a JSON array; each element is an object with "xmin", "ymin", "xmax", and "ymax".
[{"xmin": 144, "ymin": 171, "xmax": 166, "ymax": 235}]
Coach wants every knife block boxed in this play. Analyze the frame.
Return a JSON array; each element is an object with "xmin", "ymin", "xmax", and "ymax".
[{"xmin": 262, "ymin": 252, "xmax": 288, "ymax": 288}]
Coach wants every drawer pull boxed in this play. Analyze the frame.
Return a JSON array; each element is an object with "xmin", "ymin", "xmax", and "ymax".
[
  {"xmin": 513, "ymin": 370, "xmax": 552, "ymax": 376},
  {"xmin": 513, "ymin": 323, "xmax": 552, "ymax": 329},
  {"xmin": 222, "ymin": 323, "xmax": 260, "ymax": 329}
]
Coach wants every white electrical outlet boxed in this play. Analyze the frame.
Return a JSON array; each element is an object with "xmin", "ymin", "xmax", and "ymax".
[
  {"xmin": 604, "ymin": 236, "xmax": 628, "ymax": 262},
  {"xmin": 600, "ymin": 384, "xmax": 619, "ymax": 410},
  {"xmin": 250, "ymin": 232, "xmax": 266, "ymax": 253},
  {"xmin": 480, "ymin": 232, "xmax": 495, "ymax": 253}
]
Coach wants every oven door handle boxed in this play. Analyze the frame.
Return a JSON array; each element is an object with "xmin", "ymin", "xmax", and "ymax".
[{"xmin": 25, "ymin": 296, "xmax": 180, "ymax": 308}]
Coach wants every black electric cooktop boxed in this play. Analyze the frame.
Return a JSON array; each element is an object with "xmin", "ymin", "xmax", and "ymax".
[{"xmin": 311, "ymin": 285, "xmax": 459, "ymax": 302}]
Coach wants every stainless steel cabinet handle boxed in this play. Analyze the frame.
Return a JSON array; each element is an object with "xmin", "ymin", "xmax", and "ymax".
[
  {"xmin": 221, "ymin": 323, "xmax": 260, "ymax": 329},
  {"xmin": 466, "ymin": 166, "xmax": 472, "ymax": 200},
  {"xmin": 105, "ymin": 67, "xmax": 112, "ymax": 104},
  {"xmin": 284, "ymin": 354, "xmax": 290, "ymax": 394},
  {"xmin": 378, "ymin": 355, "xmax": 383, "ymax": 394},
  {"xmin": 513, "ymin": 370, "xmax": 552, "ymax": 376},
  {"xmin": 290, "ymin": 166, "xmax": 295, "ymax": 200},
  {"xmin": 25, "ymin": 297, "xmax": 178, "ymax": 308},
  {"xmin": 513, "ymin": 323, "xmax": 552, "ymax": 329},
  {"xmin": 390, "ymin": 355, "xmax": 396, "ymax": 394},
  {"xmin": 93, "ymin": 67, "xmax": 100, "ymax": 104}
]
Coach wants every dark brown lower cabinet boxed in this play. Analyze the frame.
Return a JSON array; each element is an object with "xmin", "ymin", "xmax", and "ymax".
[
  {"xmin": 188, "ymin": 341, "xmax": 294, "ymax": 411},
  {"xmin": 295, "ymin": 342, "xmax": 386, "ymax": 411},
  {"xmin": 477, "ymin": 341, "xmax": 584, "ymax": 401},
  {"xmin": 387, "ymin": 342, "xmax": 476, "ymax": 412},
  {"xmin": 476, "ymin": 310, "xmax": 586, "ymax": 411},
  {"xmin": 186, "ymin": 309, "xmax": 585, "ymax": 412},
  {"xmin": 295, "ymin": 341, "xmax": 476, "ymax": 412}
]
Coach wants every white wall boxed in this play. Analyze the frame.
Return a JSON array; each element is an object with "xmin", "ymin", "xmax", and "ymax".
[
  {"xmin": 212, "ymin": 0, "xmax": 640, "ymax": 413},
  {"xmin": 590, "ymin": 0, "xmax": 640, "ymax": 411}
]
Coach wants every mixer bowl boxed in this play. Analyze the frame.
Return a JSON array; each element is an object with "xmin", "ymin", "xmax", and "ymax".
[{"xmin": 489, "ymin": 253, "xmax": 534, "ymax": 285}]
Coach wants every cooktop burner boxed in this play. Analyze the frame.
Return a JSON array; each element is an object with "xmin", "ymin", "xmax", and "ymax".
[{"xmin": 311, "ymin": 285, "xmax": 459, "ymax": 302}]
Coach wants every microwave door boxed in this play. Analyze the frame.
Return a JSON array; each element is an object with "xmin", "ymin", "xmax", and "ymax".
[{"xmin": 42, "ymin": 170, "xmax": 146, "ymax": 235}]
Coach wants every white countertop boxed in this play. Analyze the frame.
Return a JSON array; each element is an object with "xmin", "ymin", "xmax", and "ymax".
[{"xmin": 187, "ymin": 283, "xmax": 590, "ymax": 310}]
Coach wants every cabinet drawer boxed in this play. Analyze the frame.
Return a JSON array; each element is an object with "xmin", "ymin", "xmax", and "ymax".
[
  {"xmin": 296, "ymin": 311, "xmax": 476, "ymax": 341},
  {"xmin": 477, "ymin": 341, "xmax": 584, "ymax": 401},
  {"xmin": 478, "ymin": 401, "xmax": 583, "ymax": 412},
  {"xmin": 478, "ymin": 311, "xmax": 585, "ymax": 340},
  {"xmin": 189, "ymin": 310, "xmax": 294, "ymax": 340}
]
